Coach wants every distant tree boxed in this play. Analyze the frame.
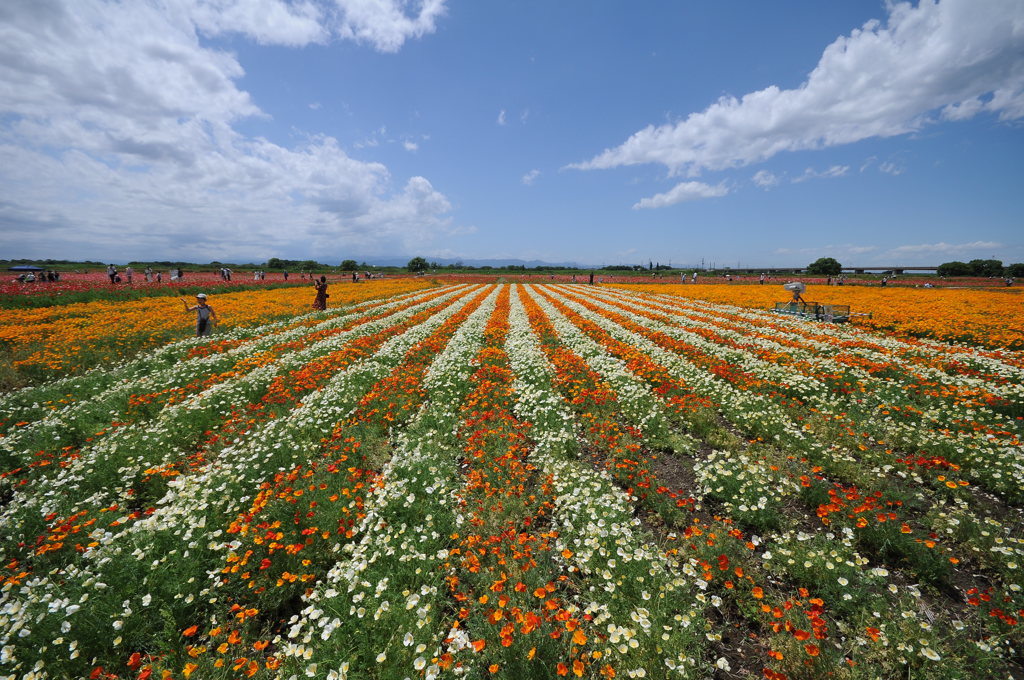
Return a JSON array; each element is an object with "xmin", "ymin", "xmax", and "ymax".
[
  {"xmin": 937, "ymin": 261, "xmax": 972, "ymax": 277},
  {"xmin": 266, "ymin": 257, "xmax": 284, "ymax": 269},
  {"xmin": 407, "ymin": 256, "xmax": 429, "ymax": 273},
  {"xmin": 968, "ymin": 258, "xmax": 1004, "ymax": 277},
  {"xmin": 1007, "ymin": 263, "xmax": 1024, "ymax": 277},
  {"xmin": 340, "ymin": 259, "xmax": 357, "ymax": 271},
  {"xmin": 807, "ymin": 257, "xmax": 842, "ymax": 276}
]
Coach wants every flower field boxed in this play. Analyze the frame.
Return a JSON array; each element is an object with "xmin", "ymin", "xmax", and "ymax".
[
  {"xmin": 1, "ymin": 283, "xmax": 1022, "ymax": 680},
  {"xmin": 618, "ymin": 284, "xmax": 1024, "ymax": 351},
  {"xmin": 0, "ymin": 279, "xmax": 435, "ymax": 386}
]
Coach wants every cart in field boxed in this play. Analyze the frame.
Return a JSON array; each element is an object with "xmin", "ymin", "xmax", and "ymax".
[
  {"xmin": 771, "ymin": 301, "xmax": 854, "ymax": 323},
  {"xmin": 770, "ymin": 281, "xmax": 870, "ymax": 323}
]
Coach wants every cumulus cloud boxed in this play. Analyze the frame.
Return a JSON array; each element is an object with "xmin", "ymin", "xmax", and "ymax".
[
  {"xmin": 497, "ymin": 109, "xmax": 507, "ymax": 126},
  {"xmin": 572, "ymin": 0, "xmax": 1024, "ymax": 176},
  {"xmin": 632, "ymin": 181, "xmax": 728, "ymax": 209},
  {"xmin": 334, "ymin": 0, "xmax": 447, "ymax": 53},
  {"xmin": 521, "ymin": 169, "xmax": 540, "ymax": 185},
  {"xmin": 0, "ymin": 0, "xmax": 453, "ymax": 261}
]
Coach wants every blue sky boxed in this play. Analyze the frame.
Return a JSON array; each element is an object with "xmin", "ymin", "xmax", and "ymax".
[{"xmin": 1, "ymin": 0, "xmax": 1022, "ymax": 268}]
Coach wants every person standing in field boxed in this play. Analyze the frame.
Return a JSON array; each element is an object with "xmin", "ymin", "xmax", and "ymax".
[
  {"xmin": 107, "ymin": 264, "xmax": 117, "ymax": 283},
  {"xmin": 312, "ymin": 275, "xmax": 329, "ymax": 310},
  {"xmin": 182, "ymin": 293, "xmax": 217, "ymax": 337}
]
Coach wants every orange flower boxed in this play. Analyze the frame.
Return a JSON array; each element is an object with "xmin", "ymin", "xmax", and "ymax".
[
  {"xmin": 752, "ymin": 586, "xmax": 764, "ymax": 599},
  {"xmin": 472, "ymin": 639, "xmax": 486, "ymax": 652},
  {"xmin": 804, "ymin": 644, "xmax": 820, "ymax": 657}
]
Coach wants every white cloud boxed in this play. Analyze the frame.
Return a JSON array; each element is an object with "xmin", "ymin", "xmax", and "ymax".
[
  {"xmin": 752, "ymin": 170, "xmax": 780, "ymax": 188},
  {"xmin": 403, "ymin": 140, "xmax": 419, "ymax": 151},
  {"xmin": 333, "ymin": 0, "xmax": 447, "ymax": 53},
  {"xmin": 632, "ymin": 181, "xmax": 728, "ymax": 209},
  {"xmin": 772, "ymin": 241, "xmax": 1006, "ymax": 267},
  {"xmin": 0, "ymin": 0, "xmax": 454, "ymax": 261},
  {"xmin": 793, "ymin": 165, "xmax": 849, "ymax": 182},
  {"xmin": 521, "ymin": 169, "xmax": 540, "ymax": 185},
  {"xmin": 886, "ymin": 241, "xmax": 1002, "ymax": 256},
  {"xmin": 774, "ymin": 245, "xmax": 879, "ymax": 258},
  {"xmin": 572, "ymin": 0, "xmax": 1024, "ymax": 175},
  {"xmin": 878, "ymin": 161, "xmax": 904, "ymax": 175},
  {"xmin": 189, "ymin": 0, "xmax": 329, "ymax": 46},
  {"xmin": 497, "ymin": 109, "xmax": 507, "ymax": 126}
]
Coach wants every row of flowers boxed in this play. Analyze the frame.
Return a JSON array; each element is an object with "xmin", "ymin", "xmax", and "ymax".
[
  {"xmin": 0, "ymin": 279, "xmax": 435, "ymax": 379},
  {"xmin": 616, "ymin": 283, "xmax": 1024, "ymax": 350},
  {"xmin": 1, "ymin": 283, "xmax": 1021, "ymax": 679},
  {"xmin": 528, "ymin": 284, "xmax": 1022, "ymax": 675}
]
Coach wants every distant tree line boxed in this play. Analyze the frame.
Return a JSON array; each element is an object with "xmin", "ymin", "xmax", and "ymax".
[
  {"xmin": 805, "ymin": 257, "xmax": 1023, "ymax": 278},
  {"xmin": 937, "ymin": 259, "xmax": 1023, "ymax": 277}
]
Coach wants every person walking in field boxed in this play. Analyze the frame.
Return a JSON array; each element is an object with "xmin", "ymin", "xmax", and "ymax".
[
  {"xmin": 182, "ymin": 293, "xmax": 217, "ymax": 336},
  {"xmin": 312, "ymin": 275, "xmax": 329, "ymax": 310}
]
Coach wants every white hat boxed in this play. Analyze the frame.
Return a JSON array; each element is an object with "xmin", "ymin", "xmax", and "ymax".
[{"xmin": 196, "ymin": 293, "xmax": 207, "ymax": 299}]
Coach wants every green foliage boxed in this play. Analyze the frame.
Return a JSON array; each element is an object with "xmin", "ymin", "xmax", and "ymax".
[
  {"xmin": 339, "ymin": 259, "xmax": 358, "ymax": 271},
  {"xmin": 1007, "ymin": 262, "xmax": 1024, "ymax": 277},
  {"xmin": 937, "ymin": 260, "xmax": 973, "ymax": 276},
  {"xmin": 807, "ymin": 257, "xmax": 842, "ymax": 276},
  {"xmin": 968, "ymin": 258, "xmax": 1004, "ymax": 277},
  {"xmin": 265, "ymin": 257, "xmax": 326, "ymax": 270},
  {"xmin": 406, "ymin": 256, "xmax": 429, "ymax": 272}
]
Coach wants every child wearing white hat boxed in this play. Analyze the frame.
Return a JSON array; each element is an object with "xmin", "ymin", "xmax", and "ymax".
[{"xmin": 181, "ymin": 293, "xmax": 218, "ymax": 336}]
